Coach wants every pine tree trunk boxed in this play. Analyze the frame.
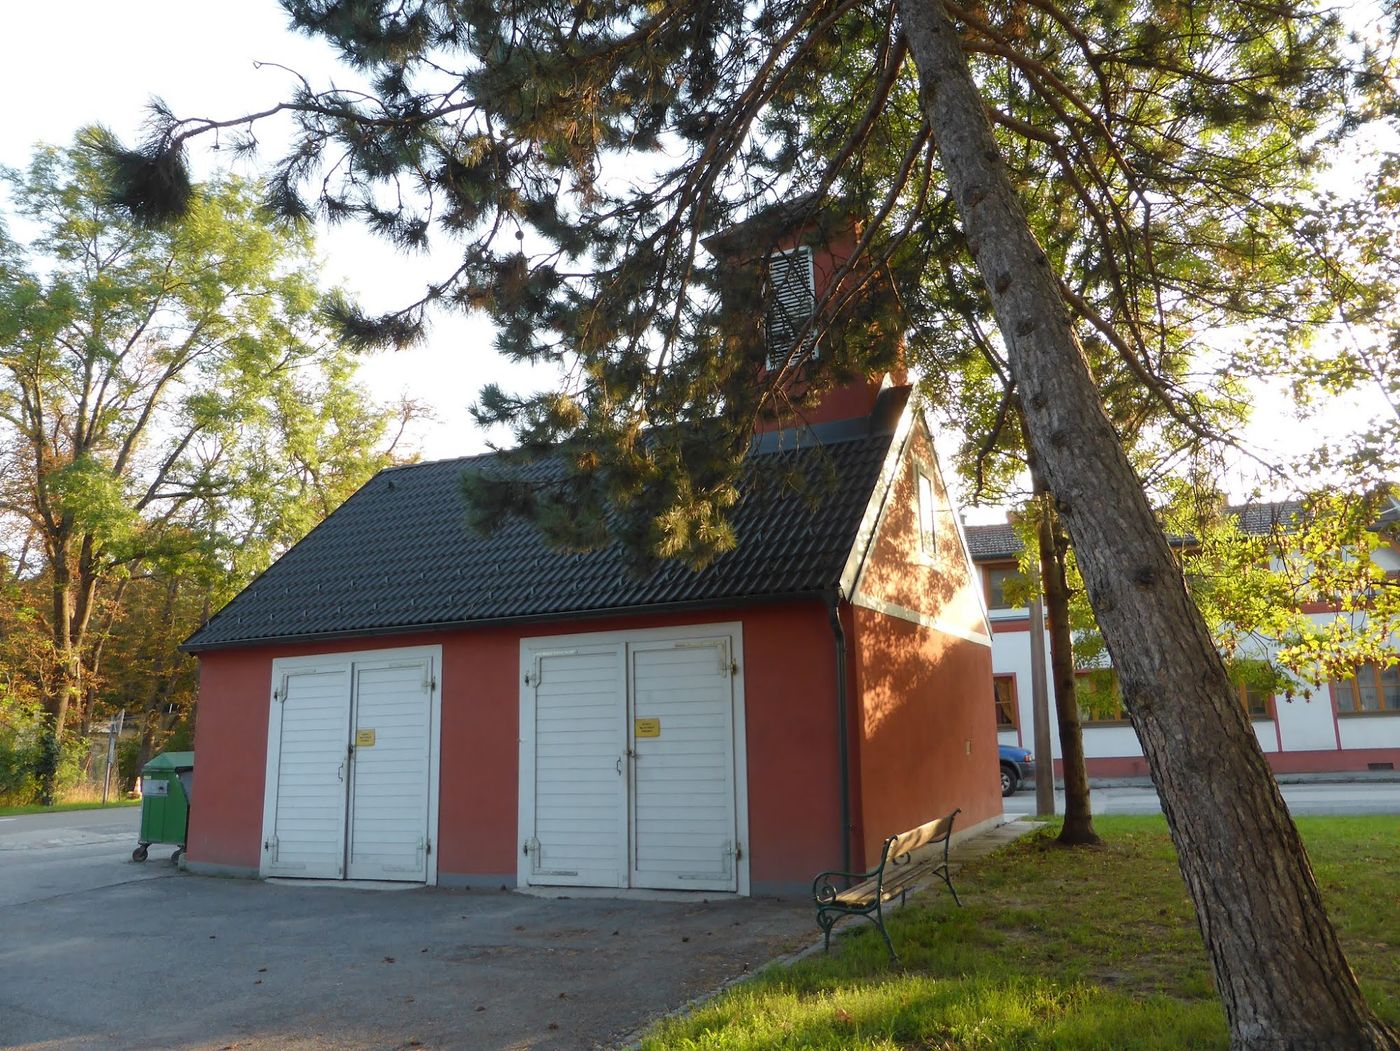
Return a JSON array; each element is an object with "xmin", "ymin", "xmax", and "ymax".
[
  {"xmin": 896, "ymin": 1, "xmax": 1399, "ymax": 1046},
  {"xmin": 1034, "ymin": 486, "xmax": 1099, "ymax": 846}
]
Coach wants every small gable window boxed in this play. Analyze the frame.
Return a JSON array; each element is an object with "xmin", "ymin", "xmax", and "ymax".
[
  {"xmin": 917, "ymin": 470, "xmax": 937, "ymax": 552},
  {"xmin": 766, "ymin": 246, "xmax": 816, "ymax": 370}
]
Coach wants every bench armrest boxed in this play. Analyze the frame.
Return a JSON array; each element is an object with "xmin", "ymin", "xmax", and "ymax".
[{"xmin": 812, "ymin": 865, "xmax": 882, "ymax": 903}]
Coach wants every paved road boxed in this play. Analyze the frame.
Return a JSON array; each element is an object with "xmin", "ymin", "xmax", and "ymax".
[
  {"xmin": 0, "ymin": 806, "xmax": 165, "ymax": 909},
  {"xmin": 1003, "ymin": 780, "xmax": 1400, "ymax": 818},
  {"xmin": 0, "ymin": 806, "xmax": 814, "ymax": 1051}
]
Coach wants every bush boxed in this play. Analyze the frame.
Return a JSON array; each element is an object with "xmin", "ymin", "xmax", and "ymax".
[
  {"xmin": 117, "ymin": 735, "xmax": 142, "ymax": 793},
  {"xmin": 1, "ymin": 695, "xmax": 126, "ymax": 804},
  {"xmin": 0, "ymin": 694, "xmax": 44, "ymax": 805}
]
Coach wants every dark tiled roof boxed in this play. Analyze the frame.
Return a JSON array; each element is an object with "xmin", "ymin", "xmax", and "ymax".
[
  {"xmin": 1230, "ymin": 500, "xmax": 1304, "ymax": 535},
  {"xmin": 964, "ymin": 522, "xmax": 1020, "ymax": 560},
  {"xmin": 963, "ymin": 500, "xmax": 1307, "ymax": 563},
  {"xmin": 183, "ymin": 415, "xmax": 900, "ymax": 652}
]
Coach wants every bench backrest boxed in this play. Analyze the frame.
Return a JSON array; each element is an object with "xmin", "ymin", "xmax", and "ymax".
[{"xmin": 885, "ymin": 807, "xmax": 961, "ymax": 866}]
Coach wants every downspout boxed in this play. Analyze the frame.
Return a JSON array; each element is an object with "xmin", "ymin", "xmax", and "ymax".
[{"xmin": 826, "ymin": 588, "xmax": 853, "ymax": 873}]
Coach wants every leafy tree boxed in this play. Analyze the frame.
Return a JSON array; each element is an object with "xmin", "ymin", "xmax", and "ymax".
[
  {"xmin": 0, "ymin": 558, "xmax": 50, "ymax": 803},
  {"xmin": 1226, "ymin": 154, "xmax": 1400, "ymax": 491},
  {"xmin": 98, "ymin": 0, "xmax": 1400, "ymax": 1044},
  {"xmin": 1168, "ymin": 485, "xmax": 1400, "ymax": 693},
  {"xmin": 78, "ymin": 569, "xmax": 202, "ymax": 775},
  {"xmin": 1019, "ymin": 481, "xmax": 1400, "ymax": 731},
  {"xmin": 0, "ymin": 136, "xmax": 415, "ymax": 801}
]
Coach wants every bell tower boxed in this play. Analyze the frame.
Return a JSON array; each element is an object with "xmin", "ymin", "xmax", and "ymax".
[{"xmin": 705, "ymin": 195, "xmax": 906, "ymax": 433}]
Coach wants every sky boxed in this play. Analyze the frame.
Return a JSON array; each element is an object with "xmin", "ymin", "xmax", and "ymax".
[
  {"xmin": 0, "ymin": 0, "xmax": 530, "ymax": 461},
  {"xmin": 0, "ymin": 0, "xmax": 1388, "ymax": 513}
]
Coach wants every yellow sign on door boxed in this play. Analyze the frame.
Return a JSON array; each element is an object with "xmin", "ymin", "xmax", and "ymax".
[
  {"xmin": 634, "ymin": 718, "xmax": 661, "ymax": 739},
  {"xmin": 355, "ymin": 728, "xmax": 377, "ymax": 748}
]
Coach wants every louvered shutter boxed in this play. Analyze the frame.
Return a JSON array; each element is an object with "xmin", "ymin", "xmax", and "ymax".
[{"xmin": 765, "ymin": 246, "xmax": 816, "ymax": 370}]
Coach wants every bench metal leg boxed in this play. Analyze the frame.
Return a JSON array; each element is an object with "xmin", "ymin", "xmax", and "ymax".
[
  {"xmin": 874, "ymin": 901, "xmax": 898, "ymax": 965},
  {"xmin": 817, "ymin": 909, "xmax": 837, "ymax": 953},
  {"xmin": 935, "ymin": 865, "xmax": 962, "ymax": 907},
  {"xmin": 817, "ymin": 907, "xmax": 899, "ymax": 964}
]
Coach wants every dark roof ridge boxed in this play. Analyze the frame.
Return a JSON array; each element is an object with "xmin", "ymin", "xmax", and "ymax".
[
  {"xmin": 962, "ymin": 497, "xmax": 1311, "ymax": 561},
  {"xmin": 379, "ymin": 449, "xmax": 500, "ymax": 473}
]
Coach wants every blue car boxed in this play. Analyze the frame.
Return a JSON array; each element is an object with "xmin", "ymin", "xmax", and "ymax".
[{"xmin": 999, "ymin": 744, "xmax": 1035, "ymax": 796}]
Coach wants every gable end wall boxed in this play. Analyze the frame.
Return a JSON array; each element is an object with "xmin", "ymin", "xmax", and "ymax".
[{"xmin": 847, "ymin": 421, "xmax": 1001, "ymax": 864}]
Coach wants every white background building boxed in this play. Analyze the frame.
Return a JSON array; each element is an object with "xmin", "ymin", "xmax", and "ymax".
[{"xmin": 967, "ymin": 508, "xmax": 1400, "ymax": 777}]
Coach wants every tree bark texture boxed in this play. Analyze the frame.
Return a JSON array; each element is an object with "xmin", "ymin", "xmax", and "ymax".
[
  {"xmin": 41, "ymin": 556, "xmax": 79, "ymax": 805},
  {"xmin": 1035, "ymin": 486, "xmax": 1099, "ymax": 846},
  {"xmin": 896, "ymin": 1, "xmax": 1399, "ymax": 1046},
  {"xmin": 38, "ymin": 526, "xmax": 106, "ymax": 802}
]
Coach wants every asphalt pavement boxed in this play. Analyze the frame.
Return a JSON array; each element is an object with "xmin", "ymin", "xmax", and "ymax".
[
  {"xmin": 0, "ymin": 805, "xmax": 167, "ymax": 909},
  {"xmin": 0, "ymin": 805, "xmax": 814, "ymax": 1051}
]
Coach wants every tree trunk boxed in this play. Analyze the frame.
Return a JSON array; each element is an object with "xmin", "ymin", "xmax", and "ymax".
[
  {"xmin": 896, "ymin": 1, "xmax": 1398, "ymax": 1046},
  {"xmin": 1021, "ymin": 408, "xmax": 1098, "ymax": 843},
  {"xmin": 1034, "ymin": 485, "xmax": 1099, "ymax": 846},
  {"xmin": 40, "ymin": 555, "xmax": 79, "ymax": 805}
]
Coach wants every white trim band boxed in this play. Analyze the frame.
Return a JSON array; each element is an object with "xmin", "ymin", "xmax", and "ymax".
[{"xmin": 851, "ymin": 591, "xmax": 993, "ymax": 648}]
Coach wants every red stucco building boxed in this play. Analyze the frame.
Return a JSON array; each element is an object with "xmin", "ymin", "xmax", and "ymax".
[{"xmin": 180, "ymin": 215, "xmax": 1003, "ymax": 895}]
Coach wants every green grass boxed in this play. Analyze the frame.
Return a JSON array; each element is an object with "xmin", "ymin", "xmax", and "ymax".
[
  {"xmin": 0, "ymin": 799, "xmax": 140, "ymax": 817},
  {"xmin": 641, "ymin": 816, "xmax": 1399, "ymax": 1050}
]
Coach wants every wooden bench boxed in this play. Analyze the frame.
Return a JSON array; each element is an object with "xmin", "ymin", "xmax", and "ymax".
[{"xmin": 811, "ymin": 808, "xmax": 962, "ymax": 963}]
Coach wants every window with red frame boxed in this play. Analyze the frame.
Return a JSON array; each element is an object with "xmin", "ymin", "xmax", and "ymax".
[
  {"xmin": 1331, "ymin": 662, "xmax": 1400, "ymax": 714},
  {"xmin": 1240, "ymin": 682, "xmax": 1274, "ymax": 719},
  {"xmin": 993, "ymin": 674, "xmax": 1019, "ymax": 729}
]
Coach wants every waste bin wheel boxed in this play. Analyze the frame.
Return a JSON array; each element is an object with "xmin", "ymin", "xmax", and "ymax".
[
  {"xmin": 171, "ymin": 847, "xmax": 184, "ymax": 864},
  {"xmin": 132, "ymin": 844, "xmax": 149, "ymax": 863}
]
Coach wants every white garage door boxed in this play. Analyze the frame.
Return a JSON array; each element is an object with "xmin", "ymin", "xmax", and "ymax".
[
  {"xmin": 520, "ymin": 627, "xmax": 746, "ymax": 894},
  {"xmin": 630, "ymin": 641, "xmax": 739, "ymax": 890},
  {"xmin": 262, "ymin": 646, "xmax": 441, "ymax": 883},
  {"xmin": 346, "ymin": 658, "xmax": 435, "ymax": 880},
  {"xmin": 527, "ymin": 647, "xmax": 628, "ymax": 887},
  {"xmin": 264, "ymin": 664, "xmax": 350, "ymax": 878}
]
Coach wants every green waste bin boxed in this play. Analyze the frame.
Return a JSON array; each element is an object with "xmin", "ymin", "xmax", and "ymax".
[{"xmin": 133, "ymin": 751, "xmax": 194, "ymax": 863}]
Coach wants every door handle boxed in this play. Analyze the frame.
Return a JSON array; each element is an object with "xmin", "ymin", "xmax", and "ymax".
[
  {"xmin": 616, "ymin": 757, "xmax": 623, "ymax": 775},
  {"xmin": 337, "ymin": 761, "xmax": 345, "ymax": 782}
]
